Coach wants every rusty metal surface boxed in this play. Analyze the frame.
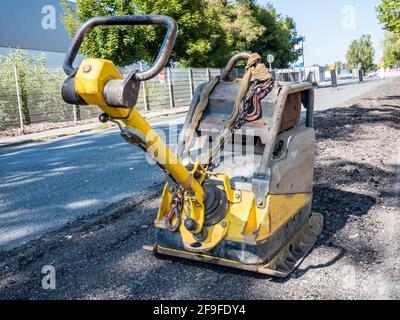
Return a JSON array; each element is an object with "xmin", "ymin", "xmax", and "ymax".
[
  {"xmin": 279, "ymin": 92, "xmax": 301, "ymax": 133},
  {"xmin": 220, "ymin": 52, "xmax": 252, "ymax": 81}
]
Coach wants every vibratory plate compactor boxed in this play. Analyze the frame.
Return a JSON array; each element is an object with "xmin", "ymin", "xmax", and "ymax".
[{"xmin": 62, "ymin": 15, "xmax": 323, "ymax": 277}]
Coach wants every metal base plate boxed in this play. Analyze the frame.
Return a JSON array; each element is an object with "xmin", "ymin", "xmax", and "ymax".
[
  {"xmin": 144, "ymin": 212, "xmax": 324, "ymax": 278},
  {"xmin": 257, "ymin": 212, "xmax": 324, "ymax": 277}
]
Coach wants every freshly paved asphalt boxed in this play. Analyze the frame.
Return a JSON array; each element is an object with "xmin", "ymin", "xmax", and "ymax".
[
  {"xmin": 0, "ymin": 116, "xmax": 185, "ymax": 250},
  {"xmin": 0, "ymin": 78, "xmax": 392, "ymax": 250}
]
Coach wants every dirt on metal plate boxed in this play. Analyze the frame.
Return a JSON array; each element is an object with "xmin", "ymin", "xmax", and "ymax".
[{"xmin": 0, "ymin": 78, "xmax": 399, "ymax": 299}]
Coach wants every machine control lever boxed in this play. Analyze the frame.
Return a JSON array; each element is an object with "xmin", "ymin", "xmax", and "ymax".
[{"xmin": 62, "ymin": 15, "xmax": 178, "ymax": 107}]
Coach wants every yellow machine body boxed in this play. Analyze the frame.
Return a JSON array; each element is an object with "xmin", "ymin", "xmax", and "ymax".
[{"xmin": 69, "ymin": 57, "xmax": 323, "ymax": 277}]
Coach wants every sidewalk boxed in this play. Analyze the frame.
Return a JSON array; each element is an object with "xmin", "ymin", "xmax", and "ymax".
[{"xmin": 0, "ymin": 106, "xmax": 189, "ymax": 149}]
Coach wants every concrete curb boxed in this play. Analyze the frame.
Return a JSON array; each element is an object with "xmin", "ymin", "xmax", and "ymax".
[
  {"xmin": 0, "ymin": 139, "xmax": 35, "ymax": 149},
  {"xmin": 0, "ymin": 107, "xmax": 189, "ymax": 149},
  {"xmin": 0, "ymin": 127, "xmax": 97, "ymax": 149}
]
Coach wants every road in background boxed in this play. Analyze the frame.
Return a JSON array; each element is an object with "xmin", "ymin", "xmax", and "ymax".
[
  {"xmin": 0, "ymin": 77, "xmax": 394, "ymax": 250},
  {"xmin": 314, "ymin": 78, "xmax": 391, "ymax": 110}
]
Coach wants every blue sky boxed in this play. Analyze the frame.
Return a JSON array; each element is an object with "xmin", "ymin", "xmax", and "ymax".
[{"xmin": 261, "ymin": 0, "xmax": 384, "ymax": 66}]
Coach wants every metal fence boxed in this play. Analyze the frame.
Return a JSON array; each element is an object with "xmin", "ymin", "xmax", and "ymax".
[
  {"xmin": 0, "ymin": 64, "xmax": 302, "ymax": 132},
  {"xmin": 0, "ymin": 66, "xmax": 100, "ymax": 131},
  {"xmin": 130, "ymin": 67, "xmax": 226, "ymax": 112},
  {"xmin": 274, "ymin": 69, "xmax": 305, "ymax": 83},
  {"xmin": 0, "ymin": 65, "xmax": 233, "ymax": 132}
]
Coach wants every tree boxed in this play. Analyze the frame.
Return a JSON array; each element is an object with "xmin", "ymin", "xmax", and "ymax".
[
  {"xmin": 0, "ymin": 50, "xmax": 51, "ymax": 127},
  {"xmin": 250, "ymin": 4, "xmax": 301, "ymax": 68},
  {"xmin": 62, "ymin": 0, "xmax": 228, "ymax": 67},
  {"xmin": 200, "ymin": 0, "xmax": 267, "ymax": 67},
  {"xmin": 346, "ymin": 35, "xmax": 376, "ymax": 72},
  {"xmin": 382, "ymin": 31, "xmax": 400, "ymax": 67},
  {"xmin": 377, "ymin": 0, "xmax": 400, "ymax": 32},
  {"xmin": 61, "ymin": 0, "xmax": 301, "ymax": 68}
]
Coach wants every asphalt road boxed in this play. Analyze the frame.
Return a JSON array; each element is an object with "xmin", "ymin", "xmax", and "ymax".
[
  {"xmin": 0, "ymin": 77, "xmax": 393, "ymax": 250},
  {"xmin": 314, "ymin": 77, "xmax": 392, "ymax": 110}
]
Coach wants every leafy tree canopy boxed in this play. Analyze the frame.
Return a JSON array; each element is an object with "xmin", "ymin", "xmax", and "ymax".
[
  {"xmin": 377, "ymin": 0, "xmax": 400, "ymax": 33},
  {"xmin": 61, "ymin": 0, "xmax": 301, "ymax": 68},
  {"xmin": 346, "ymin": 35, "xmax": 376, "ymax": 72},
  {"xmin": 382, "ymin": 31, "xmax": 400, "ymax": 67}
]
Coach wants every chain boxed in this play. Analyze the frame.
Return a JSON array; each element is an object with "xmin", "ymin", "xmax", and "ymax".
[
  {"xmin": 165, "ymin": 187, "xmax": 184, "ymax": 232},
  {"xmin": 205, "ymin": 79, "xmax": 274, "ymax": 170}
]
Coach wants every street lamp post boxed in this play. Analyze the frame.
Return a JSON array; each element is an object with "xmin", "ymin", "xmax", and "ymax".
[
  {"xmin": 292, "ymin": 36, "xmax": 306, "ymax": 81},
  {"xmin": 299, "ymin": 36, "xmax": 306, "ymax": 81}
]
